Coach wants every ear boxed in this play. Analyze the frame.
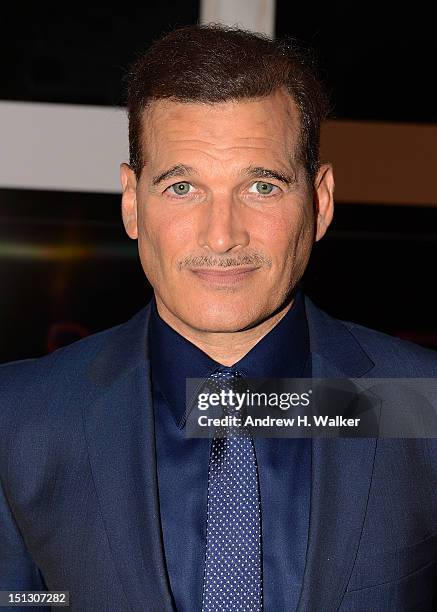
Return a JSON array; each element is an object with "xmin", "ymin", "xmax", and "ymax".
[
  {"xmin": 120, "ymin": 163, "xmax": 138, "ymax": 239},
  {"xmin": 314, "ymin": 163, "xmax": 335, "ymax": 242}
]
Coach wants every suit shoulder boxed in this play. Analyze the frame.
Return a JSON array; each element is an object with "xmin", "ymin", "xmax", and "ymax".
[{"xmin": 342, "ymin": 319, "xmax": 437, "ymax": 375}]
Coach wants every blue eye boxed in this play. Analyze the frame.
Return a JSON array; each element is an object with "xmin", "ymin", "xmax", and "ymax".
[
  {"xmin": 167, "ymin": 182, "xmax": 192, "ymax": 195},
  {"xmin": 248, "ymin": 182, "xmax": 276, "ymax": 195}
]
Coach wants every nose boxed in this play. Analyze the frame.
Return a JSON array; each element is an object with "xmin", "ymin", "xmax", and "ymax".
[{"xmin": 197, "ymin": 196, "xmax": 250, "ymax": 254}]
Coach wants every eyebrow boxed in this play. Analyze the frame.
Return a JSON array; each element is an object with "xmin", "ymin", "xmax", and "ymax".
[
  {"xmin": 243, "ymin": 165, "xmax": 296, "ymax": 185},
  {"xmin": 152, "ymin": 164, "xmax": 195, "ymax": 186},
  {"xmin": 151, "ymin": 164, "xmax": 296, "ymax": 187}
]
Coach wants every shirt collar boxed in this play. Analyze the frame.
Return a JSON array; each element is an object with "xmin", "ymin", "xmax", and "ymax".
[{"xmin": 148, "ymin": 290, "xmax": 309, "ymax": 428}]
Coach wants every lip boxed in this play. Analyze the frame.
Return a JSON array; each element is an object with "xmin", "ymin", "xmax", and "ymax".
[{"xmin": 189, "ymin": 266, "xmax": 261, "ymax": 286}]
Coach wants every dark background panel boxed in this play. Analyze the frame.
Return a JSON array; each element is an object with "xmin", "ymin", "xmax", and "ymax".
[
  {"xmin": 0, "ymin": 4, "xmax": 199, "ymax": 106},
  {"xmin": 0, "ymin": 188, "xmax": 147, "ymax": 362},
  {"xmin": 275, "ymin": 1, "xmax": 437, "ymax": 123},
  {"xmin": 302, "ymin": 203, "xmax": 437, "ymax": 346}
]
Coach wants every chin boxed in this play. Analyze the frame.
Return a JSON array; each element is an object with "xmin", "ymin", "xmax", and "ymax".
[{"xmin": 179, "ymin": 297, "xmax": 270, "ymax": 333}]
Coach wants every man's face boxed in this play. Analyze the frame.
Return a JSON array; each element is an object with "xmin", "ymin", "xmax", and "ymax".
[{"xmin": 121, "ymin": 88, "xmax": 334, "ymax": 333}]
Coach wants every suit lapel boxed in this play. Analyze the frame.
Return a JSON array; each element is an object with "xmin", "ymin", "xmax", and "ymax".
[
  {"xmin": 297, "ymin": 298, "xmax": 377, "ymax": 611},
  {"xmin": 83, "ymin": 305, "xmax": 174, "ymax": 612}
]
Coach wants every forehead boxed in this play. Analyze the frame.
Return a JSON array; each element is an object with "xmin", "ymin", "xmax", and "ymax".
[{"xmin": 140, "ymin": 89, "xmax": 301, "ymax": 168}]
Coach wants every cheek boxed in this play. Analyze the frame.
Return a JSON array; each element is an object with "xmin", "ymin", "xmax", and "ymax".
[
  {"xmin": 259, "ymin": 204, "xmax": 314, "ymax": 267},
  {"xmin": 288, "ymin": 209, "xmax": 315, "ymax": 268},
  {"xmin": 138, "ymin": 201, "xmax": 196, "ymax": 270}
]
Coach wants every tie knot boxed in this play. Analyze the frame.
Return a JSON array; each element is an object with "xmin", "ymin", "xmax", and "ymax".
[
  {"xmin": 205, "ymin": 369, "xmax": 248, "ymax": 429},
  {"xmin": 209, "ymin": 368, "xmax": 243, "ymax": 389},
  {"xmin": 208, "ymin": 369, "xmax": 245, "ymax": 412}
]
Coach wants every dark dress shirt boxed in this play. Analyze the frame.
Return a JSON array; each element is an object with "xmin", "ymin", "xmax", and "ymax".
[{"xmin": 148, "ymin": 292, "xmax": 312, "ymax": 612}]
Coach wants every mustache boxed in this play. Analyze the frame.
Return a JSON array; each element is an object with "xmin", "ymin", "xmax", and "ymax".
[{"xmin": 179, "ymin": 252, "xmax": 272, "ymax": 269}]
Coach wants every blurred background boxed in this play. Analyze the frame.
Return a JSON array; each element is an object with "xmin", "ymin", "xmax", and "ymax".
[{"xmin": 1, "ymin": 1, "xmax": 436, "ymax": 362}]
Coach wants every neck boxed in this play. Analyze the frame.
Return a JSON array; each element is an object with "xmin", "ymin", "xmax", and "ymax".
[{"xmin": 154, "ymin": 298, "xmax": 293, "ymax": 366}]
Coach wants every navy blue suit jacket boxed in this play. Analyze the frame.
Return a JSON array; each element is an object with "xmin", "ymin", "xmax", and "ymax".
[{"xmin": 1, "ymin": 296, "xmax": 437, "ymax": 611}]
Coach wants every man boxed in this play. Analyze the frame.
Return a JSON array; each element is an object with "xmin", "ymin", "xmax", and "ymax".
[{"xmin": 1, "ymin": 24, "xmax": 436, "ymax": 612}]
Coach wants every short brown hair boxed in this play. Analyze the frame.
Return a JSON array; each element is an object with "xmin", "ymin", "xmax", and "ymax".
[{"xmin": 126, "ymin": 23, "xmax": 330, "ymax": 183}]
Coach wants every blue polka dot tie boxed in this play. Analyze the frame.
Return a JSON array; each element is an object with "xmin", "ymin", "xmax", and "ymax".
[{"xmin": 201, "ymin": 369, "xmax": 263, "ymax": 612}]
